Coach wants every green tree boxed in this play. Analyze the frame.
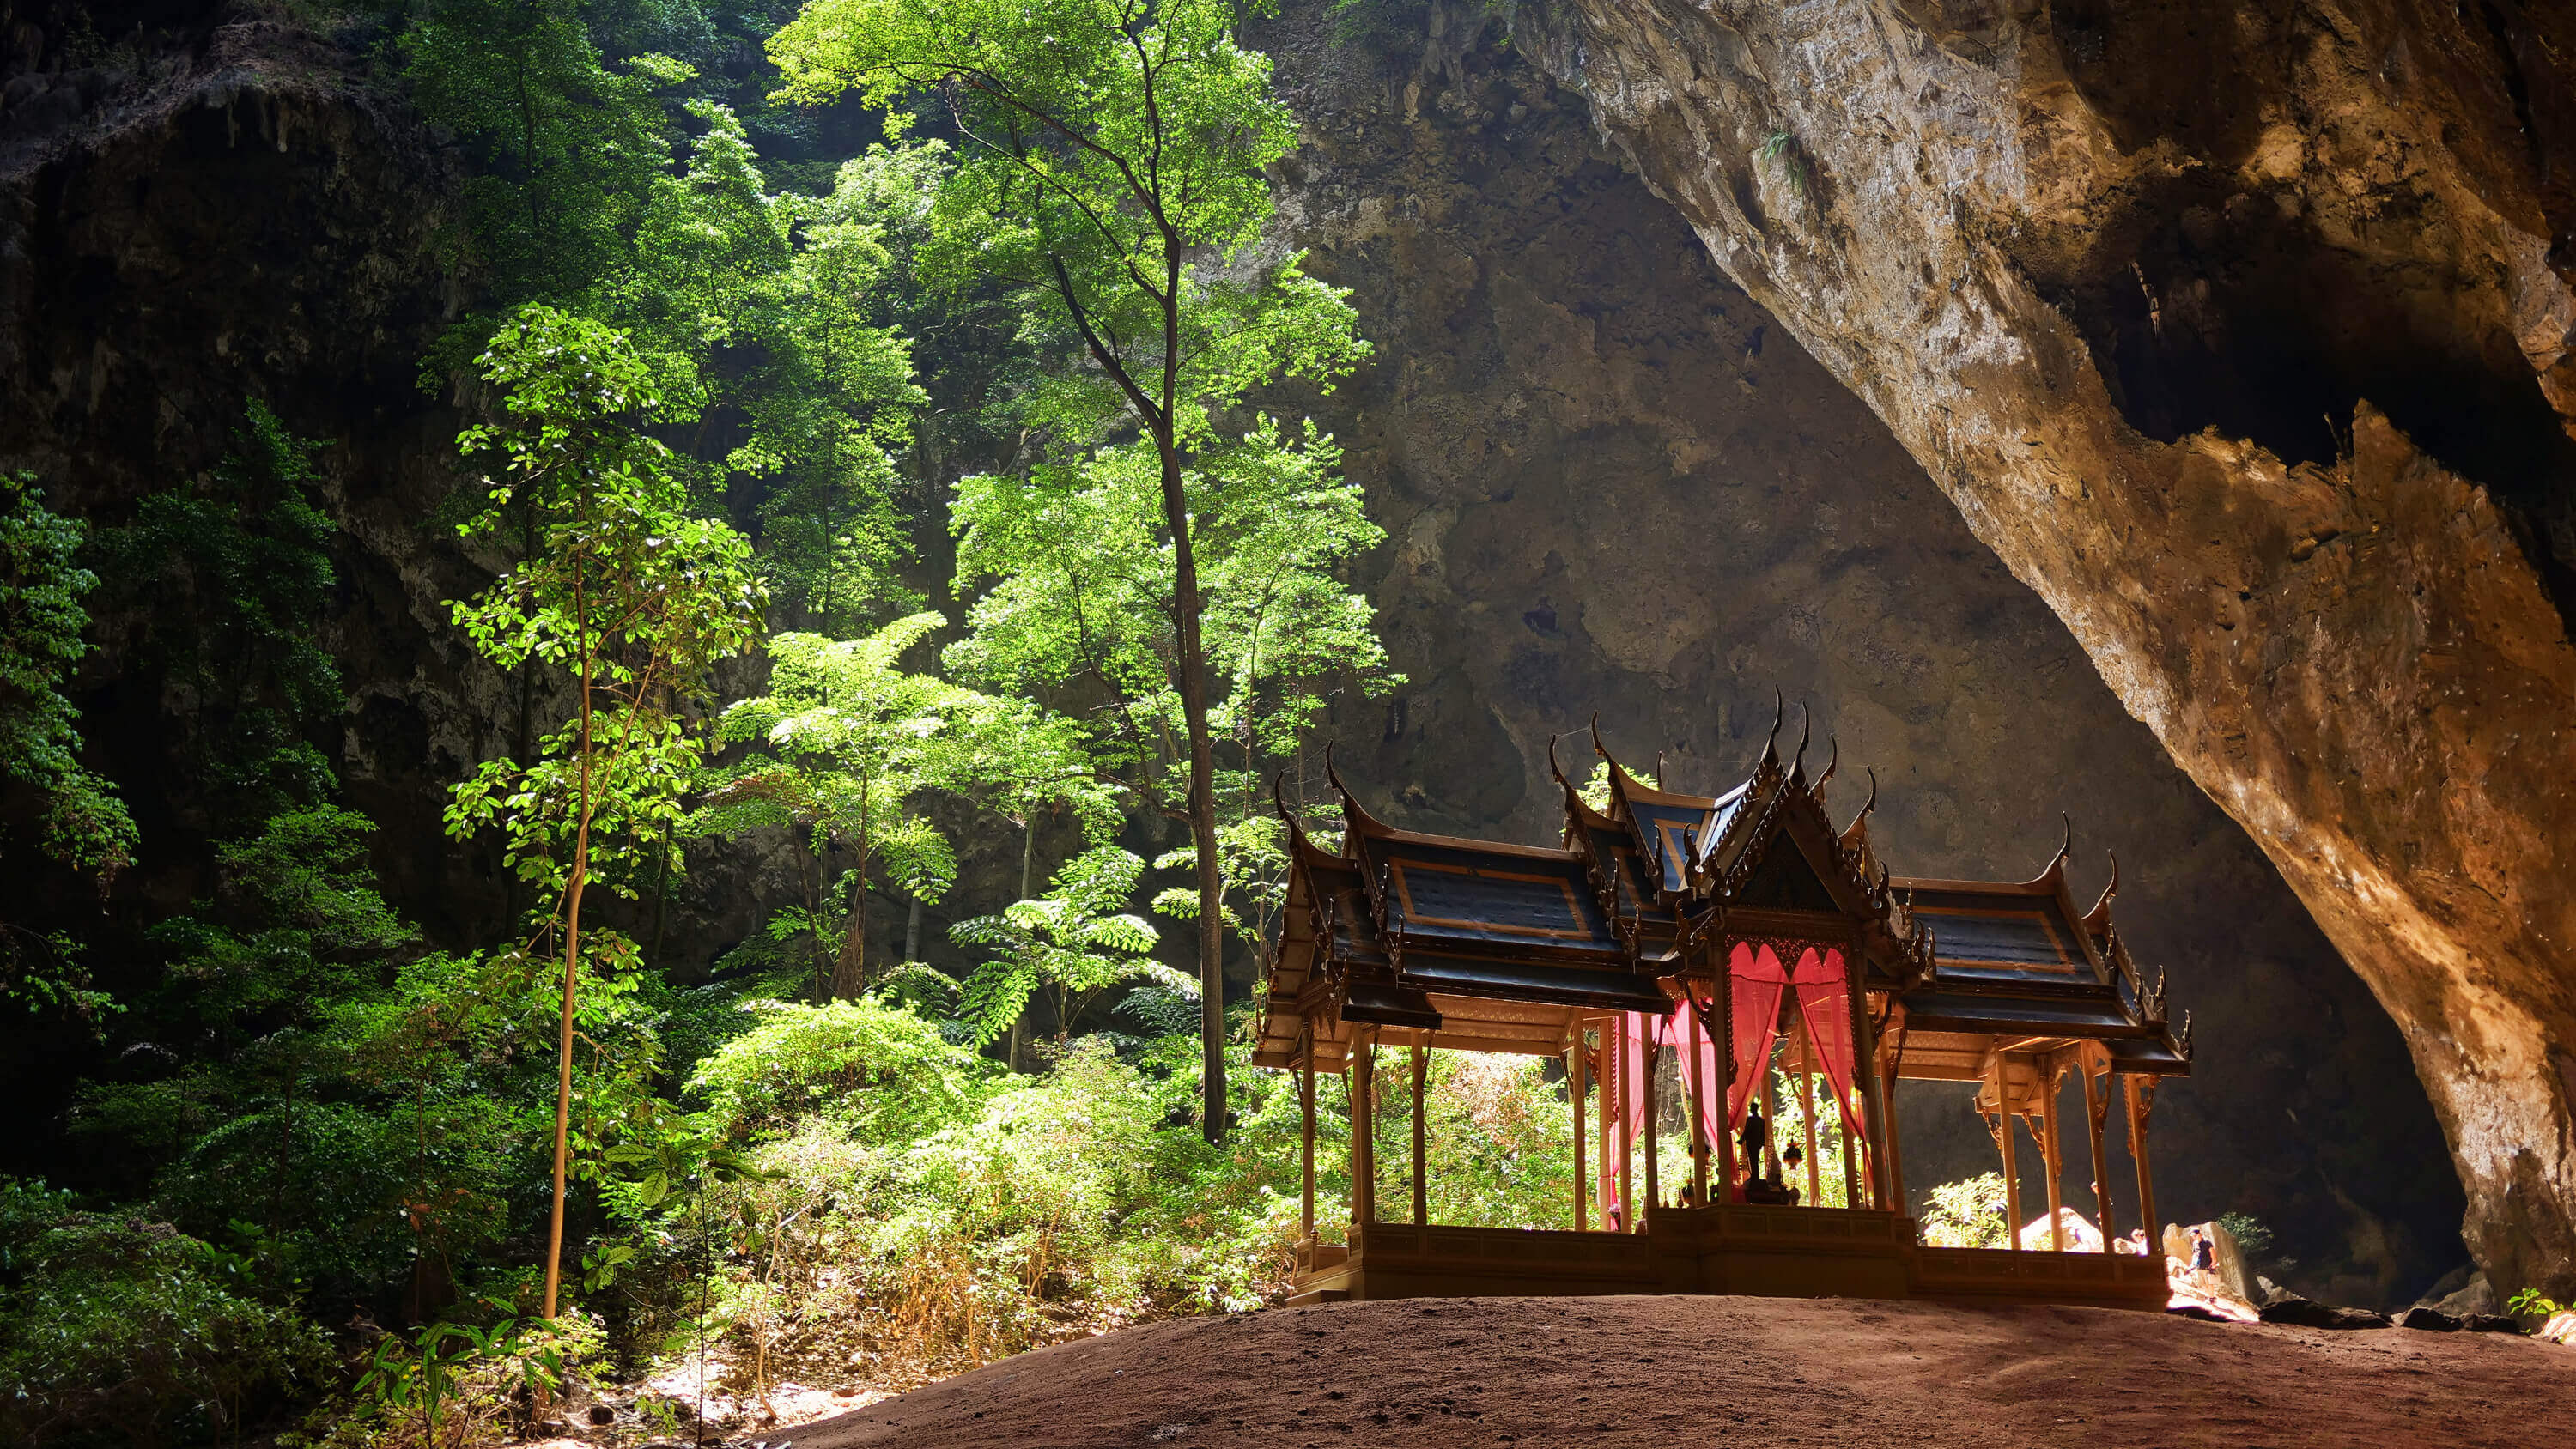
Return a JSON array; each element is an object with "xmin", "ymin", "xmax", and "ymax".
[
  {"xmin": 442, "ymin": 303, "xmax": 766, "ymax": 1319},
  {"xmin": 953, "ymin": 846, "xmax": 1188, "ymax": 1049},
  {"xmin": 1919, "ymin": 1172, "xmax": 2012, "ymax": 1249},
  {"xmin": 0, "ymin": 472, "xmax": 136, "ymax": 1023},
  {"xmin": 403, "ymin": 0, "xmax": 679, "ymax": 306},
  {"xmin": 593, "ymin": 100, "xmax": 933, "ymax": 632},
  {"xmin": 696, "ymin": 612, "xmax": 1103, "ymax": 1002},
  {"xmin": 602, "ymin": 96, "xmax": 794, "ymax": 433},
  {"xmin": 731, "ymin": 152, "xmax": 933, "ymax": 633},
  {"xmin": 93, "ymin": 402, "xmax": 343, "ymax": 822},
  {"xmin": 771, "ymin": 0, "xmax": 1373, "ymax": 1139},
  {"xmin": 944, "ymin": 421, "xmax": 1394, "ymax": 1024},
  {"xmin": 0, "ymin": 472, "xmax": 136, "ymax": 882}
]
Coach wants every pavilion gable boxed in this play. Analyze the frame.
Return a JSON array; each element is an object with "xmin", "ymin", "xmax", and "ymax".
[{"xmin": 1685, "ymin": 741, "xmax": 1888, "ymax": 929}]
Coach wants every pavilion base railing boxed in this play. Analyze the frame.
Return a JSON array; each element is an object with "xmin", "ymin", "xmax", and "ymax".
[
  {"xmin": 1643, "ymin": 1203, "xmax": 1916, "ymax": 1300},
  {"xmin": 1287, "ymin": 1209, "xmax": 2171, "ymax": 1310},
  {"xmin": 1907, "ymin": 1242, "xmax": 2171, "ymax": 1307}
]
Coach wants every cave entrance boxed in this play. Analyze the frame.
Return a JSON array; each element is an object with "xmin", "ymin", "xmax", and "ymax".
[{"xmin": 1251, "ymin": 711, "xmax": 2189, "ymax": 1307}]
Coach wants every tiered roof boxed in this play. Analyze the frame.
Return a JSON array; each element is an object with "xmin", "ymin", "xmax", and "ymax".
[{"xmin": 1253, "ymin": 705, "xmax": 2192, "ymax": 1079}]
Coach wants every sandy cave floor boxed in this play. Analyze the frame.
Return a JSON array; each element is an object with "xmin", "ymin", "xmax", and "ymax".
[{"xmin": 778, "ymin": 1294, "xmax": 2566, "ymax": 1448}]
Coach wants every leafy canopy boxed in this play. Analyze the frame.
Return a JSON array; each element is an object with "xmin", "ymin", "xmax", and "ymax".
[
  {"xmin": 403, "ymin": 0, "xmax": 678, "ymax": 305},
  {"xmin": 697, "ymin": 612, "xmax": 1109, "ymax": 999},
  {"xmin": 444, "ymin": 304, "xmax": 767, "ymax": 913},
  {"xmin": 949, "ymin": 418, "xmax": 1390, "ymax": 796},
  {"xmin": 0, "ymin": 472, "xmax": 136, "ymax": 884},
  {"xmin": 772, "ymin": 0, "xmax": 1368, "ymax": 463},
  {"xmin": 952, "ymin": 846, "xmax": 1188, "ymax": 1047}
]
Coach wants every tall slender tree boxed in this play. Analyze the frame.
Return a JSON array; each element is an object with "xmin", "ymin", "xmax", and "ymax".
[
  {"xmin": 770, "ymin": 0, "xmax": 1369, "ymax": 1139},
  {"xmin": 443, "ymin": 306, "xmax": 765, "ymax": 1318}
]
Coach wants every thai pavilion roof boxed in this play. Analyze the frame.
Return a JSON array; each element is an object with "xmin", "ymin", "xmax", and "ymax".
[
  {"xmin": 1254, "ymin": 707, "xmax": 2190, "ymax": 1078},
  {"xmin": 1581, "ymin": 715, "xmax": 1904, "ymax": 951},
  {"xmin": 1893, "ymin": 841, "xmax": 2103, "ymax": 990},
  {"xmin": 1888, "ymin": 828, "xmax": 2191, "ymax": 1074}
]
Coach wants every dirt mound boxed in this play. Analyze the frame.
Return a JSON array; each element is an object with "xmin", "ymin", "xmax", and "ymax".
[{"xmin": 788, "ymin": 1294, "xmax": 2561, "ymax": 1447}]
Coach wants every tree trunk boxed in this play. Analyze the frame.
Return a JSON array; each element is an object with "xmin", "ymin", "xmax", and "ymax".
[
  {"xmin": 795, "ymin": 843, "xmax": 828, "ymax": 1005},
  {"xmin": 1006, "ymin": 812, "xmax": 1036, "ymax": 1071},
  {"xmin": 830, "ymin": 858, "xmax": 868, "ymax": 1000},
  {"xmin": 542, "ymin": 621, "xmax": 596, "ymax": 1322},
  {"xmin": 1155, "ymin": 440, "xmax": 1227, "ymax": 1145},
  {"xmin": 647, "ymin": 822, "xmax": 672, "ymax": 969},
  {"xmin": 831, "ymin": 778, "xmax": 873, "ymax": 1001}
]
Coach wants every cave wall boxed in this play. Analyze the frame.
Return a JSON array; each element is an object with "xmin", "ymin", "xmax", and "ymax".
[
  {"xmin": 1496, "ymin": 0, "xmax": 2576, "ymax": 1294},
  {"xmin": 1257, "ymin": 3, "xmax": 2463, "ymax": 1301},
  {"xmin": 0, "ymin": 14, "xmax": 501, "ymax": 930}
]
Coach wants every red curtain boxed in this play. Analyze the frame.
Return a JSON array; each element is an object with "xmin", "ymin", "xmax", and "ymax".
[
  {"xmin": 1727, "ymin": 943, "xmax": 1789, "ymax": 1130},
  {"xmin": 1790, "ymin": 948, "xmax": 1865, "ymax": 1143},
  {"xmin": 1587, "ymin": 943, "xmax": 1870, "ymax": 1221}
]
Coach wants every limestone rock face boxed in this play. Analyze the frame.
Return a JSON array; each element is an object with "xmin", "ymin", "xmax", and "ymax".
[
  {"xmin": 1259, "ymin": 6, "xmax": 2460, "ymax": 1300},
  {"xmin": 1503, "ymin": 0, "xmax": 2576, "ymax": 1296}
]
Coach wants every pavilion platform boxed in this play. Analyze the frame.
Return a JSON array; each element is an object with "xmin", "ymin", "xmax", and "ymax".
[{"xmin": 1289, "ymin": 1210, "xmax": 2171, "ymax": 1310}]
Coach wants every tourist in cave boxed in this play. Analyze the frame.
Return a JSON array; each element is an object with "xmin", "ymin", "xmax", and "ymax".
[{"xmin": 2189, "ymin": 1228, "xmax": 2217, "ymax": 1289}]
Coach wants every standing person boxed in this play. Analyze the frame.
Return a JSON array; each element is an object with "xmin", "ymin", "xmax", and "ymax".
[{"xmin": 2189, "ymin": 1227, "xmax": 2217, "ymax": 1292}]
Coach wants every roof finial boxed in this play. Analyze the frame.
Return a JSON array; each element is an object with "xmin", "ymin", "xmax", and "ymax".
[
  {"xmin": 1272, "ymin": 771, "xmax": 1316, "ymax": 852},
  {"xmin": 2059, "ymin": 813, "xmax": 2075, "ymax": 864},
  {"xmin": 1324, "ymin": 743, "xmax": 1392, "ymax": 842},
  {"xmin": 1815, "ymin": 735, "xmax": 1838, "ymax": 791},
  {"xmin": 2084, "ymin": 849, "xmax": 2122, "ymax": 927},
  {"xmin": 1840, "ymin": 766, "xmax": 1878, "ymax": 843},
  {"xmin": 1589, "ymin": 711, "xmax": 1607, "ymax": 759},
  {"xmin": 1546, "ymin": 732, "xmax": 1573, "ymax": 790},
  {"xmin": 1790, "ymin": 704, "xmax": 1812, "ymax": 779},
  {"xmin": 1765, "ymin": 687, "xmax": 1784, "ymax": 755}
]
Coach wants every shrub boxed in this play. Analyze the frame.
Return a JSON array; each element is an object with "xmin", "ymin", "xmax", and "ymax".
[
  {"xmin": 2215, "ymin": 1210, "xmax": 2273, "ymax": 1261},
  {"xmin": 689, "ymin": 997, "xmax": 991, "ymax": 1146},
  {"xmin": 308, "ymin": 1309, "xmax": 605, "ymax": 1449},
  {"xmin": 675, "ymin": 1029, "xmax": 1316, "ymax": 1391},
  {"xmin": 0, "ymin": 1179, "xmax": 331, "ymax": 1448},
  {"xmin": 1917, "ymin": 1172, "xmax": 2012, "ymax": 1248}
]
